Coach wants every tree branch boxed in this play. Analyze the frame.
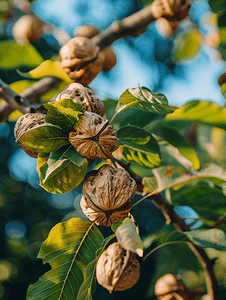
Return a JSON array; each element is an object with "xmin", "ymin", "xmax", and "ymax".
[
  {"xmin": 0, "ymin": 77, "xmax": 62, "ymax": 122},
  {"xmin": 112, "ymin": 156, "xmax": 217, "ymax": 300}
]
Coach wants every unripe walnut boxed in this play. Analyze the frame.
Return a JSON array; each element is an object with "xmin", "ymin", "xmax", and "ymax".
[
  {"xmin": 75, "ymin": 24, "xmax": 117, "ymax": 71},
  {"xmin": 81, "ymin": 164, "xmax": 137, "ymax": 227},
  {"xmin": 60, "ymin": 36, "xmax": 103, "ymax": 85},
  {"xmin": 12, "ymin": 14, "xmax": 44, "ymax": 45},
  {"xmin": 55, "ymin": 83, "xmax": 105, "ymax": 116},
  {"xmin": 14, "ymin": 113, "xmax": 46, "ymax": 157},
  {"xmin": 69, "ymin": 111, "xmax": 119, "ymax": 159},
  {"xmin": 155, "ymin": 274, "xmax": 203, "ymax": 300},
  {"xmin": 96, "ymin": 242, "xmax": 140, "ymax": 292}
]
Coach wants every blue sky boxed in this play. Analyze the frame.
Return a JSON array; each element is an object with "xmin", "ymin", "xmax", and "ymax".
[{"xmin": 32, "ymin": 0, "xmax": 226, "ymax": 106}]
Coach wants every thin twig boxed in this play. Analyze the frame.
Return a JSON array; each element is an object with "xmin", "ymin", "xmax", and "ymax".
[{"xmin": 0, "ymin": 77, "xmax": 62, "ymax": 122}]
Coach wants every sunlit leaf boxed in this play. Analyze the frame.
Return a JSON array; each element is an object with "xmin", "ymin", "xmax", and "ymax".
[
  {"xmin": 143, "ymin": 164, "xmax": 226, "ymax": 195},
  {"xmin": 151, "ymin": 126, "xmax": 200, "ymax": 170},
  {"xmin": 111, "ymin": 221, "xmax": 123, "ymax": 233},
  {"xmin": 111, "ymin": 87, "xmax": 175, "ymax": 123},
  {"xmin": 37, "ymin": 147, "xmax": 87, "ymax": 194},
  {"xmin": 165, "ymin": 100, "xmax": 226, "ymax": 130},
  {"xmin": 45, "ymin": 99, "xmax": 84, "ymax": 132},
  {"xmin": 117, "ymin": 125, "xmax": 161, "ymax": 168},
  {"xmin": 0, "ymin": 39, "xmax": 43, "ymax": 69},
  {"xmin": 77, "ymin": 235, "xmax": 114, "ymax": 300},
  {"xmin": 166, "ymin": 229, "xmax": 226, "ymax": 251},
  {"xmin": 172, "ymin": 29, "xmax": 202, "ymax": 64},
  {"xmin": 27, "ymin": 218, "xmax": 104, "ymax": 300},
  {"xmin": 116, "ymin": 218, "xmax": 143, "ymax": 257},
  {"xmin": 18, "ymin": 60, "xmax": 73, "ymax": 83},
  {"xmin": 18, "ymin": 124, "xmax": 69, "ymax": 154}
]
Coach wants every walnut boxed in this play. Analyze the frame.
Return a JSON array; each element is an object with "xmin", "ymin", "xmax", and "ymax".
[
  {"xmin": 60, "ymin": 36, "xmax": 103, "ymax": 85},
  {"xmin": 14, "ymin": 113, "xmax": 46, "ymax": 157},
  {"xmin": 155, "ymin": 274, "xmax": 204, "ymax": 300},
  {"xmin": 81, "ymin": 164, "xmax": 137, "ymax": 226},
  {"xmin": 12, "ymin": 14, "xmax": 44, "ymax": 45},
  {"xmin": 74, "ymin": 24, "xmax": 101, "ymax": 39},
  {"xmin": 96, "ymin": 242, "xmax": 140, "ymax": 292},
  {"xmin": 74, "ymin": 24, "xmax": 117, "ymax": 72},
  {"xmin": 55, "ymin": 83, "xmax": 105, "ymax": 116},
  {"xmin": 151, "ymin": 0, "xmax": 190, "ymax": 22},
  {"xmin": 69, "ymin": 111, "xmax": 119, "ymax": 159}
]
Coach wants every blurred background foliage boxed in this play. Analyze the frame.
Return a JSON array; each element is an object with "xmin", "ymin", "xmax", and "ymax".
[{"xmin": 1, "ymin": 0, "xmax": 226, "ymax": 299}]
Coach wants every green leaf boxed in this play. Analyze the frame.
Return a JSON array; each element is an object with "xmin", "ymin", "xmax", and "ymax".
[
  {"xmin": 0, "ymin": 39, "xmax": 43, "ymax": 69},
  {"xmin": 172, "ymin": 29, "xmax": 202, "ymax": 63},
  {"xmin": 116, "ymin": 218, "xmax": 143, "ymax": 257},
  {"xmin": 18, "ymin": 60, "xmax": 73, "ymax": 83},
  {"xmin": 37, "ymin": 148, "xmax": 87, "ymax": 194},
  {"xmin": 26, "ymin": 218, "xmax": 104, "ymax": 300},
  {"xmin": 18, "ymin": 124, "xmax": 69, "ymax": 154},
  {"xmin": 77, "ymin": 235, "xmax": 114, "ymax": 300},
  {"xmin": 172, "ymin": 185, "xmax": 226, "ymax": 221},
  {"xmin": 158, "ymin": 141, "xmax": 194, "ymax": 172},
  {"xmin": 143, "ymin": 164, "xmax": 226, "ymax": 194},
  {"xmin": 111, "ymin": 221, "xmax": 123, "ymax": 233},
  {"xmin": 151, "ymin": 126, "xmax": 200, "ymax": 170},
  {"xmin": 165, "ymin": 100, "xmax": 226, "ymax": 130},
  {"xmin": 111, "ymin": 87, "xmax": 175, "ymax": 123},
  {"xmin": 167, "ymin": 229, "xmax": 226, "ymax": 251},
  {"xmin": 45, "ymin": 99, "xmax": 84, "ymax": 132},
  {"xmin": 117, "ymin": 125, "xmax": 161, "ymax": 167}
]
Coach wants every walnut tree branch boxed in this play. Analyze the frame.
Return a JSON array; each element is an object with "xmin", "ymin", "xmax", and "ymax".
[
  {"xmin": 113, "ymin": 157, "xmax": 217, "ymax": 300},
  {"xmin": 0, "ymin": 77, "xmax": 62, "ymax": 122}
]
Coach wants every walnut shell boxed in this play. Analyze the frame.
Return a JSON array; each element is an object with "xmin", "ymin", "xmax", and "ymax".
[
  {"xmin": 55, "ymin": 83, "xmax": 105, "ymax": 116},
  {"xmin": 12, "ymin": 14, "xmax": 44, "ymax": 45},
  {"xmin": 81, "ymin": 164, "xmax": 137, "ymax": 226},
  {"xmin": 155, "ymin": 274, "xmax": 203, "ymax": 300},
  {"xmin": 14, "ymin": 113, "xmax": 46, "ymax": 157},
  {"xmin": 96, "ymin": 242, "xmax": 140, "ymax": 292},
  {"xmin": 74, "ymin": 24, "xmax": 101, "ymax": 38},
  {"xmin": 60, "ymin": 36, "xmax": 103, "ymax": 84},
  {"xmin": 75, "ymin": 24, "xmax": 117, "ymax": 71},
  {"xmin": 69, "ymin": 111, "xmax": 119, "ymax": 159},
  {"xmin": 151, "ymin": 0, "xmax": 190, "ymax": 21}
]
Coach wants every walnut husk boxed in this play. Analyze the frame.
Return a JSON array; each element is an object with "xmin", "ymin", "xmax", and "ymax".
[
  {"xmin": 81, "ymin": 164, "xmax": 137, "ymax": 226},
  {"xmin": 55, "ymin": 83, "xmax": 105, "ymax": 116},
  {"xmin": 151, "ymin": 0, "xmax": 190, "ymax": 22},
  {"xmin": 69, "ymin": 111, "xmax": 119, "ymax": 159},
  {"xmin": 96, "ymin": 242, "xmax": 140, "ymax": 292},
  {"xmin": 74, "ymin": 24, "xmax": 117, "ymax": 71},
  {"xmin": 12, "ymin": 14, "xmax": 44, "ymax": 45},
  {"xmin": 155, "ymin": 274, "xmax": 204, "ymax": 300},
  {"xmin": 14, "ymin": 113, "xmax": 47, "ymax": 157},
  {"xmin": 60, "ymin": 36, "xmax": 103, "ymax": 85}
]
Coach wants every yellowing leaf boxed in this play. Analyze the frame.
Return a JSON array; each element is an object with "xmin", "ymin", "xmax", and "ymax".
[
  {"xmin": 0, "ymin": 39, "xmax": 43, "ymax": 69},
  {"xmin": 116, "ymin": 218, "xmax": 143, "ymax": 257},
  {"xmin": 18, "ymin": 60, "xmax": 73, "ymax": 83}
]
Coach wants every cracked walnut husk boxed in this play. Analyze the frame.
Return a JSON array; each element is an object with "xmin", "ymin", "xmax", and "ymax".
[
  {"xmin": 81, "ymin": 164, "xmax": 137, "ymax": 226},
  {"xmin": 55, "ymin": 83, "xmax": 105, "ymax": 116},
  {"xmin": 14, "ymin": 113, "xmax": 46, "ymax": 158},
  {"xmin": 69, "ymin": 111, "xmax": 119, "ymax": 159},
  {"xmin": 96, "ymin": 242, "xmax": 140, "ymax": 292},
  {"xmin": 59, "ymin": 36, "xmax": 103, "ymax": 85}
]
